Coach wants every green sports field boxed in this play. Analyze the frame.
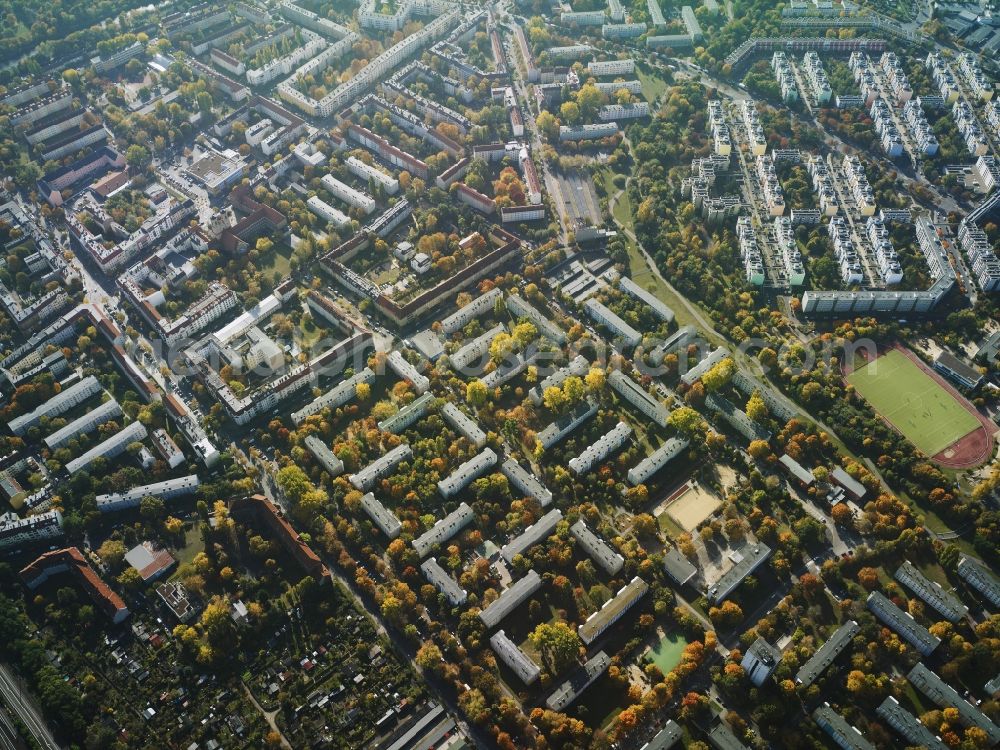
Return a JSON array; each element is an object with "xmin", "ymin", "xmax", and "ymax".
[{"xmin": 846, "ymin": 349, "xmax": 980, "ymax": 456}]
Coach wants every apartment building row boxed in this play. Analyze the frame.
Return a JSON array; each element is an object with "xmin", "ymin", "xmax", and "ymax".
[
  {"xmin": 902, "ymin": 98, "xmax": 939, "ymax": 155},
  {"xmin": 843, "ymin": 155, "xmax": 876, "ymax": 216},
  {"xmin": 756, "ymin": 155, "xmax": 785, "ymax": 216},
  {"xmin": 957, "ymin": 220, "xmax": 1000, "ymax": 292},
  {"xmin": 869, "ymin": 98, "xmax": 904, "ymax": 157},
  {"xmin": 927, "ymin": 52, "xmax": 961, "ymax": 104},
  {"xmin": 866, "ymin": 216, "xmax": 903, "ymax": 285},
  {"xmin": 953, "ymin": 100, "xmax": 990, "ymax": 156},
  {"xmin": 828, "ymin": 216, "xmax": 864, "ymax": 285},
  {"xmin": 774, "ymin": 215, "xmax": 806, "ymax": 286},
  {"xmin": 741, "ymin": 100, "xmax": 767, "ymax": 155},
  {"xmin": 802, "ymin": 51, "xmax": 832, "ymax": 103},
  {"xmin": 736, "ymin": 216, "xmax": 765, "ymax": 285},
  {"xmin": 771, "ymin": 52, "xmax": 799, "ymax": 103},
  {"xmin": 879, "ymin": 52, "xmax": 912, "ymax": 104},
  {"xmin": 956, "ymin": 52, "xmax": 994, "ymax": 102}
]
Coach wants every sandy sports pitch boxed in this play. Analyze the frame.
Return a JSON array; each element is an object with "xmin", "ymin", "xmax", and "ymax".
[{"xmin": 660, "ymin": 481, "xmax": 722, "ymax": 532}]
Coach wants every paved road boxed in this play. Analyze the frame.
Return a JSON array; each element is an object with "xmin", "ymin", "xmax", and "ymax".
[{"xmin": 0, "ymin": 664, "xmax": 61, "ymax": 750}]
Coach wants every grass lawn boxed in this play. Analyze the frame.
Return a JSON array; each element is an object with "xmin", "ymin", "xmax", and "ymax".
[
  {"xmin": 646, "ymin": 632, "xmax": 689, "ymax": 674},
  {"xmin": 846, "ymin": 349, "xmax": 979, "ymax": 456},
  {"xmin": 259, "ymin": 243, "xmax": 294, "ymax": 280},
  {"xmin": 624, "ymin": 239, "xmax": 699, "ymax": 331},
  {"xmin": 172, "ymin": 525, "xmax": 206, "ymax": 572},
  {"xmin": 636, "ymin": 63, "xmax": 671, "ymax": 104}
]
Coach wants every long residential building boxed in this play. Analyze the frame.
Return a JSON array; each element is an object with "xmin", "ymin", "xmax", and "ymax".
[
  {"xmin": 500, "ymin": 458, "xmax": 552, "ymax": 507},
  {"xmin": 894, "ymin": 561, "xmax": 968, "ymax": 623},
  {"xmin": 0, "ymin": 510, "xmax": 63, "ymax": 552},
  {"xmin": 378, "ymin": 392, "xmax": 434, "ymax": 433},
  {"xmin": 795, "ymin": 620, "xmax": 860, "ymax": 686},
  {"xmin": 43, "ymin": 398, "xmax": 122, "ymax": 450},
  {"xmin": 290, "ymin": 368, "xmax": 375, "ymax": 424},
  {"xmin": 813, "ymin": 705, "xmax": 874, "ymax": 750},
  {"xmin": 708, "ymin": 543, "xmax": 772, "ymax": 603},
  {"xmin": 627, "ymin": 437, "xmax": 689, "ymax": 486},
  {"xmin": 19, "ymin": 547, "xmax": 128, "ymax": 622},
  {"xmin": 537, "ymin": 400, "xmax": 598, "ymax": 449},
  {"xmin": 866, "ymin": 591, "xmax": 941, "ymax": 656},
  {"xmin": 609, "ymin": 369, "xmax": 669, "ymax": 427},
  {"xmin": 361, "ymin": 492, "xmax": 402, "ymax": 539},
  {"xmin": 568, "ymin": 421, "xmax": 632, "ymax": 475},
  {"xmin": 420, "ymin": 557, "xmax": 467, "ymax": 606},
  {"xmin": 506, "ymin": 294, "xmax": 566, "ymax": 344},
  {"xmin": 490, "ymin": 630, "xmax": 540, "ymax": 685},
  {"xmin": 957, "ymin": 556, "xmax": 1000, "ymax": 608},
  {"xmin": 479, "ymin": 569, "xmax": 542, "ymax": 628},
  {"xmin": 437, "ymin": 448, "xmax": 497, "ymax": 498},
  {"xmin": 877, "ymin": 696, "xmax": 948, "ymax": 750},
  {"xmin": 65, "ymin": 421, "xmax": 148, "ymax": 475},
  {"xmin": 500, "ymin": 509, "xmax": 563, "ymax": 564},
  {"xmin": 908, "ymin": 663, "xmax": 1000, "ymax": 744},
  {"xmin": 412, "ymin": 502, "xmax": 475, "ymax": 557},
  {"xmin": 350, "ymin": 444, "xmax": 413, "ymax": 491},
  {"xmin": 387, "ymin": 350, "xmax": 430, "ymax": 394},
  {"xmin": 546, "ymin": 651, "xmax": 610, "ymax": 711},
  {"xmin": 440, "ymin": 402, "xmax": 487, "ymax": 448},
  {"xmin": 9, "ymin": 375, "xmax": 102, "ymax": 436},
  {"xmin": 584, "ymin": 298, "xmax": 641, "ymax": 348},
  {"xmin": 578, "ymin": 576, "xmax": 649, "ymax": 645},
  {"xmin": 304, "ymin": 434, "xmax": 345, "ymax": 478},
  {"xmin": 95, "ymin": 476, "xmax": 200, "ymax": 513},
  {"xmin": 570, "ymin": 520, "xmax": 624, "ymax": 575}
]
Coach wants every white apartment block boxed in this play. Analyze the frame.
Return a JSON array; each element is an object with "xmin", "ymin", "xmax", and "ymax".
[
  {"xmin": 43, "ymin": 399, "xmax": 122, "ymax": 450},
  {"xmin": 438, "ymin": 448, "xmax": 497, "ymax": 498},
  {"xmin": 247, "ymin": 30, "xmax": 327, "ymax": 86},
  {"xmin": 440, "ymin": 287, "xmax": 503, "ymax": 334},
  {"xmin": 952, "ymin": 100, "xmax": 989, "ymax": 156},
  {"xmin": 440, "ymin": 402, "xmax": 488, "ymax": 448},
  {"xmin": 627, "ymin": 437, "xmax": 688, "ymax": 486},
  {"xmin": 349, "ymin": 443, "xmax": 412, "ymax": 491},
  {"xmin": 957, "ymin": 53, "xmax": 993, "ymax": 102},
  {"xmin": 866, "ymin": 217, "xmax": 903, "ymax": 285},
  {"xmin": 500, "ymin": 458, "xmax": 552, "ymax": 507},
  {"xmin": 387, "ymin": 350, "xmax": 430, "ymax": 394},
  {"xmin": 602, "ymin": 23, "xmax": 646, "ymax": 39},
  {"xmin": 9, "ymin": 375, "xmax": 102, "ymax": 436},
  {"xmin": 843, "ymin": 155, "xmax": 876, "ymax": 216},
  {"xmin": 828, "ymin": 216, "xmax": 864, "ymax": 284},
  {"xmin": 587, "ymin": 58, "xmax": 635, "ymax": 76},
  {"xmin": 707, "ymin": 100, "xmax": 732, "ymax": 156},
  {"xmin": 737, "ymin": 216, "xmax": 765, "ymax": 285},
  {"xmin": 307, "ymin": 195, "xmax": 351, "ymax": 227},
  {"xmin": 880, "ymin": 52, "xmax": 912, "ymax": 104},
  {"xmin": 609, "ymin": 369, "xmax": 669, "ymax": 427},
  {"xmin": 608, "ymin": 0, "xmax": 625, "ymax": 21},
  {"xmin": 618, "ymin": 276, "xmax": 674, "ymax": 323},
  {"xmin": 291, "ymin": 367, "xmax": 376, "ymax": 424},
  {"xmin": 500, "ymin": 508, "xmax": 563, "ymax": 564},
  {"xmin": 562, "ymin": 10, "xmax": 606, "ymax": 25},
  {"xmin": 775, "ymin": 216, "xmax": 806, "ymax": 286},
  {"xmin": 802, "ymin": 52, "xmax": 832, "ymax": 104},
  {"xmin": 771, "ymin": 52, "xmax": 799, "ymax": 103},
  {"xmin": 903, "ymin": 99, "xmax": 939, "ymax": 155},
  {"xmin": 584, "ymin": 299, "xmax": 642, "ymax": 348},
  {"xmin": 958, "ymin": 220, "xmax": 1000, "ymax": 292},
  {"xmin": 490, "ymin": 630, "xmax": 540, "ymax": 685},
  {"xmin": 65, "ymin": 421, "xmax": 148, "ymax": 475},
  {"xmin": 849, "ymin": 52, "xmax": 879, "ymax": 108},
  {"xmin": 321, "ymin": 174, "xmax": 377, "ymax": 214},
  {"xmin": 570, "ymin": 520, "xmax": 624, "ymax": 575},
  {"xmin": 530, "ymin": 355, "xmax": 589, "ymax": 406},
  {"xmin": 927, "ymin": 52, "xmax": 960, "ymax": 104},
  {"xmin": 559, "ymin": 123, "xmax": 620, "ymax": 141},
  {"xmin": 96, "ymin": 475, "xmax": 200, "ymax": 513},
  {"xmin": 361, "ymin": 492, "xmax": 403, "ymax": 539},
  {"xmin": 450, "ymin": 324, "xmax": 506, "ymax": 371},
  {"xmin": 870, "ymin": 98, "xmax": 904, "ymax": 157},
  {"xmin": 412, "ymin": 501, "xmax": 475, "ymax": 557},
  {"xmin": 756, "ymin": 155, "xmax": 785, "ymax": 216},
  {"xmin": 741, "ymin": 100, "xmax": 767, "ymax": 155},
  {"xmin": 597, "ymin": 102, "xmax": 650, "ymax": 121},
  {"xmin": 346, "ymin": 156, "xmax": 400, "ymax": 195},
  {"xmin": 0, "ymin": 510, "xmax": 63, "ymax": 551},
  {"xmin": 568, "ymin": 421, "xmax": 632, "ymax": 475}
]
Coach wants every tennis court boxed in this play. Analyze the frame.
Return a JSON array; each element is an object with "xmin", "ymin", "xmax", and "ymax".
[{"xmin": 846, "ymin": 349, "xmax": 980, "ymax": 456}]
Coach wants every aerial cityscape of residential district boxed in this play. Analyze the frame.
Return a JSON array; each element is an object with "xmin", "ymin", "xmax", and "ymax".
[{"xmin": 0, "ymin": 0, "xmax": 999, "ymax": 747}]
